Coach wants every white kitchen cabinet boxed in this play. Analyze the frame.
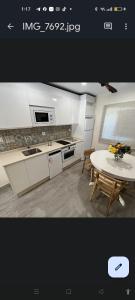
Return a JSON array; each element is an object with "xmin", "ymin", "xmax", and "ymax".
[
  {"xmin": 85, "ymin": 101, "xmax": 95, "ymax": 116},
  {"xmin": 84, "ymin": 131, "xmax": 93, "ymax": 149},
  {"xmin": 5, "ymin": 161, "xmax": 29, "ymax": 194},
  {"xmin": 49, "ymin": 150, "xmax": 62, "ymax": 178},
  {"xmin": 0, "ymin": 166, "xmax": 9, "ymax": 188},
  {"xmin": 0, "ymin": 83, "xmax": 32, "ymax": 129},
  {"xmin": 4, "ymin": 153, "xmax": 49, "ymax": 195},
  {"xmin": 72, "ymin": 94, "xmax": 96, "ymax": 152},
  {"xmin": 26, "ymin": 83, "xmax": 54, "ymax": 107},
  {"xmin": 0, "ymin": 83, "xmax": 81, "ymax": 128},
  {"xmin": 84, "ymin": 117, "xmax": 95, "ymax": 131},
  {"xmin": 75, "ymin": 142, "xmax": 83, "ymax": 160},
  {"xmin": 25, "ymin": 83, "xmax": 80, "ymax": 125},
  {"xmin": 25, "ymin": 154, "xmax": 49, "ymax": 186},
  {"xmin": 72, "ymin": 97, "xmax": 80, "ymax": 124},
  {"xmin": 55, "ymin": 96, "xmax": 72, "ymax": 125}
]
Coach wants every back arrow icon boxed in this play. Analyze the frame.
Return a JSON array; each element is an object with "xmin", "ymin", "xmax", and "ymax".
[{"xmin": 7, "ymin": 23, "xmax": 14, "ymax": 30}]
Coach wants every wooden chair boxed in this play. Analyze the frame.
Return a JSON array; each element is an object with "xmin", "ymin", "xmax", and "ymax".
[
  {"xmin": 82, "ymin": 148, "xmax": 95, "ymax": 175},
  {"xmin": 90, "ymin": 169, "xmax": 127, "ymax": 216}
]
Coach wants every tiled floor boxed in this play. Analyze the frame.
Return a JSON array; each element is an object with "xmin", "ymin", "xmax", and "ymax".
[{"xmin": 0, "ymin": 162, "xmax": 135, "ymax": 217}]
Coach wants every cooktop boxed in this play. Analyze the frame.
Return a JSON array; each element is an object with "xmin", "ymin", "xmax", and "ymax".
[{"xmin": 56, "ymin": 140, "xmax": 71, "ymax": 145}]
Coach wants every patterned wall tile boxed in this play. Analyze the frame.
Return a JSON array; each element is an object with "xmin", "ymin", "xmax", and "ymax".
[{"xmin": 0, "ymin": 125, "xmax": 72, "ymax": 152}]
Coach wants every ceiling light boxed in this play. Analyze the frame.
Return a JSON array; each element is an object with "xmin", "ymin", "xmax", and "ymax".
[
  {"xmin": 81, "ymin": 82, "xmax": 87, "ymax": 86},
  {"xmin": 52, "ymin": 98, "xmax": 57, "ymax": 102}
]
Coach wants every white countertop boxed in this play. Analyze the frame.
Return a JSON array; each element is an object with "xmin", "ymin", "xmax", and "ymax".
[
  {"xmin": 0, "ymin": 138, "xmax": 82, "ymax": 168},
  {"xmin": 90, "ymin": 150, "xmax": 135, "ymax": 181}
]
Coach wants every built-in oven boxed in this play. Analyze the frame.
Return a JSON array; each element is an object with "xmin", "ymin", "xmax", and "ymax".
[
  {"xmin": 30, "ymin": 105, "xmax": 55, "ymax": 126},
  {"xmin": 62, "ymin": 145, "xmax": 76, "ymax": 167}
]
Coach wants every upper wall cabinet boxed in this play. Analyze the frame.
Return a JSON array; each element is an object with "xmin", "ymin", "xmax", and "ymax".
[
  {"xmin": 55, "ymin": 96, "xmax": 72, "ymax": 125},
  {"xmin": 26, "ymin": 83, "xmax": 54, "ymax": 108},
  {"xmin": 85, "ymin": 95, "xmax": 96, "ymax": 116},
  {"xmin": 0, "ymin": 83, "xmax": 32, "ymax": 129},
  {"xmin": 26, "ymin": 83, "xmax": 80, "ymax": 125},
  {"xmin": 0, "ymin": 83, "xmax": 80, "ymax": 129},
  {"xmin": 72, "ymin": 97, "xmax": 80, "ymax": 124}
]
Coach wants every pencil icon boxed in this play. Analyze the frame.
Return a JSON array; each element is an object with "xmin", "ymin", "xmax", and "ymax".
[{"xmin": 115, "ymin": 263, "xmax": 122, "ymax": 271}]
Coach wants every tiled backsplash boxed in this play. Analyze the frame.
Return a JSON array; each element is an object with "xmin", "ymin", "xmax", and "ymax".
[{"xmin": 0, "ymin": 126, "xmax": 72, "ymax": 152}]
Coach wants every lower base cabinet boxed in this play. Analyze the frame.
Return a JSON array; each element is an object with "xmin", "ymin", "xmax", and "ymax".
[
  {"xmin": 4, "ymin": 143, "xmax": 83, "ymax": 195},
  {"xmin": 5, "ymin": 153, "xmax": 49, "ymax": 195},
  {"xmin": 5, "ymin": 161, "xmax": 30, "ymax": 194},
  {"xmin": 25, "ymin": 154, "xmax": 49, "ymax": 186},
  {"xmin": 0, "ymin": 166, "xmax": 9, "ymax": 188}
]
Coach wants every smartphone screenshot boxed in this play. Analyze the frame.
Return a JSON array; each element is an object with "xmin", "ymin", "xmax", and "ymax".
[{"xmin": 0, "ymin": 0, "xmax": 135, "ymax": 299}]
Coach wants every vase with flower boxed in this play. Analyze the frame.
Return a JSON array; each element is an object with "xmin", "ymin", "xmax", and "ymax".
[{"xmin": 108, "ymin": 143, "xmax": 131, "ymax": 160}]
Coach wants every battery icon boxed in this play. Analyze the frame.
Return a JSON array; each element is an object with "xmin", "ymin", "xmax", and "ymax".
[{"xmin": 114, "ymin": 7, "xmax": 125, "ymax": 12}]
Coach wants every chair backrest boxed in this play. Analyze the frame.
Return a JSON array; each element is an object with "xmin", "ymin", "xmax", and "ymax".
[
  {"xmin": 84, "ymin": 148, "xmax": 95, "ymax": 158},
  {"xmin": 94, "ymin": 169, "xmax": 126, "ymax": 197}
]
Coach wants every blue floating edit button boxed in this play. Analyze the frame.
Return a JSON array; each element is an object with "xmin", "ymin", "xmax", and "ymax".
[{"xmin": 108, "ymin": 256, "xmax": 129, "ymax": 278}]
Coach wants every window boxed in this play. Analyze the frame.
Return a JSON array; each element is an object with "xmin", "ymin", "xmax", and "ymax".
[{"xmin": 100, "ymin": 101, "xmax": 135, "ymax": 145}]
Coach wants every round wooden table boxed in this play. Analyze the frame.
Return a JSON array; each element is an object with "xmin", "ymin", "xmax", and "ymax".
[
  {"xmin": 90, "ymin": 150, "xmax": 135, "ymax": 182},
  {"xmin": 90, "ymin": 150, "xmax": 135, "ymax": 206}
]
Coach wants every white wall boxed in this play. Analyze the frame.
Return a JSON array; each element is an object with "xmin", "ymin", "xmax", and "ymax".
[{"xmin": 92, "ymin": 85, "xmax": 135, "ymax": 150}]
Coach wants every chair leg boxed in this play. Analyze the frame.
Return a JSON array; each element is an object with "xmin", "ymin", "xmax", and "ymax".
[
  {"xmin": 106, "ymin": 199, "xmax": 112, "ymax": 216},
  {"xmin": 82, "ymin": 158, "xmax": 86, "ymax": 173},
  {"xmin": 90, "ymin": 181, "xmax": 97, "ymax": 201},
  {"xmin": 90, "ymin": 166, "xmax": 94, "ymax": 182}
]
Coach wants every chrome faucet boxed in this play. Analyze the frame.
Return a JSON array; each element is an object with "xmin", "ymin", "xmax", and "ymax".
[
  {"xmin": 24, "ymin": 136, "xmax": 32, "ymax": 148},
  {"xmin": 48, "ymin": 140, "xmax": 52, "ymax": 146}
]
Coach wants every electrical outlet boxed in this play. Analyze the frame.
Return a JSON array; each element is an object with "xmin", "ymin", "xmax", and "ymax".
[{"xmin": 42, "ymin": 132, "xmax": 46, "ymax": 136}]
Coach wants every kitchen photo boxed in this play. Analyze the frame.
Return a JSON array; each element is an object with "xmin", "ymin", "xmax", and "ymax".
[{"xmin": 0, "ymin": 82, "xmax": 135, "ymax": 217}]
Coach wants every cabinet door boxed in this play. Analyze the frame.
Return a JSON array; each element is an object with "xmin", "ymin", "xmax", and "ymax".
[
  {"xmin": 0, "ymin": 83, "xmax": 32, "ymax": 129},
  {"xmin": 55, "ymin": 97, "xmax": 72, "ymax": 125},
  {"xmin": 75, "ymin": 142, "xmax": 83, "ymax": 159},
  {"xmin": 85, "ymin": 101, "xmax": 95, "ymax": 117},
  {"xmin": 25, "ymin": 154, "xmax": 49, "ymax": 186},
  {"xmin": 49, "ymin": 152, "xmax": 63, "ymax": 179},
  {"xmin": 84, "ymin": 117, "xmax": 95, "ymax": 131},
  {"xmin": 72, "ymin": 97, "xmax": 80, "ymax": 124},
  {"xmin": 5, "ymin": 161, "xmax": 29, "ymax": 193},
  {"xmin": 84, "ymin": 131, "xmax": 93, "ymax": 150},
  {"xmin": 0, "ymin": 166, "xmax": 9, "ymax": 188}
]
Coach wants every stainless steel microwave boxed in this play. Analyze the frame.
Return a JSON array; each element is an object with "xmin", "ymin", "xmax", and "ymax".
[{"xmin": 30, "ymin": 105, "xmax": 55, "ymax": 126}]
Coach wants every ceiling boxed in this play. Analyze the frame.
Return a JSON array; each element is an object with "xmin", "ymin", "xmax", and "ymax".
[{"xmin": 52, "ymin": 82, "xmax": 135, "ymax": 96}]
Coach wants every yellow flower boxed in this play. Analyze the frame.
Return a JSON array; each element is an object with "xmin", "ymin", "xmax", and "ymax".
[
  {"xmin": 108, "ymin": 145, "xmax": 112, "ymax": 152},
  {"xmin": 108, "ymin": 145, "xmax": 118, "ymax": 154},
  {"xmin": 113, "ymin": 148, "xmax": 118, "ymax": 154}
]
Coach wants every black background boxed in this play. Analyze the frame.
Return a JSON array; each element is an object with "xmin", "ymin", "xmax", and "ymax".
[
  {"xmin": 0, "ymin": 0, "xmax": 135, "ymax": 38},
  {"xmin": 0, "ymin": 218, "xmax": 133, "ymax": 284},
  {"xmin": 0, "ymin": 39, "xmax": 134, "ymax": 81}
]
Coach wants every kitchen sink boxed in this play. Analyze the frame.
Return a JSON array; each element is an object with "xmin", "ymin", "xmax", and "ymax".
[{"xmin": 22, "ymin": 148, "xmax": 42, "ymax": 156}]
